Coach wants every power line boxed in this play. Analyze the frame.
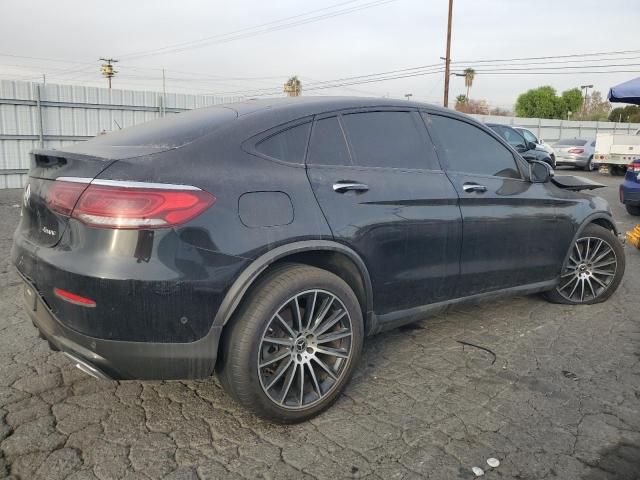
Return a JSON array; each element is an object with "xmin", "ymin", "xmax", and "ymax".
[{"xmin": 119, "ymin": 0, "xmax": 398, "ymax": 61}]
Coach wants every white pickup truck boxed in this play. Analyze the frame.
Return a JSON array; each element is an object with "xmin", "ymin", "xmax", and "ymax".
[{"xmin": 594, "ymin": 129, "xmax": 640, "ymax": 175}]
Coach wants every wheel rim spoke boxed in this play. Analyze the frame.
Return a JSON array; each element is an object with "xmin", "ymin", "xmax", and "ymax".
[
  {"xmin": 259, "ymin": 350, "xmax": 291, "ymax": 368},
  {"xmin": 557, "ymin": 236, "xmax": 617, "ymax": 303},
  {"xmin": 307, "ymin": 363, "xmax": 322, "ymax": 399},
  {"xmin": 266, "ymin": 358, "xmax": 293, "ymax": 391},
  {"xmin": 258, "ymin": 289, "xmax": 353, "ymax": 410},
  {"xmin": 275, "ymin": 313, "xmax": 296, "ymax": 338},
  {"xmin": 263, "ymin": 337, "xmax": 293, "ymax": 347},
  {"xmin": 316, "ymin": 346, "xmax": 349, "ymax": 359},
  {"xmin": 317, "ymin": 330, "xmax": 352, "ymax": 343},
  {"xmin": 314, "ymin": 310, "xmax": 347, "ymax": 336},
  {"xmin": 585, "ymin": 277, "xmax": 597, "ymax": 299}
]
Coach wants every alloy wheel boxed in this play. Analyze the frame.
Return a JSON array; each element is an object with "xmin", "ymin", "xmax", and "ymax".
[
  {"xmin": 556, "ymin": 236, "xmax": 618, "ymax": 303},
  {"xmin": 258, "ymin": 289, "xmax": 353, "ymax": 409}
]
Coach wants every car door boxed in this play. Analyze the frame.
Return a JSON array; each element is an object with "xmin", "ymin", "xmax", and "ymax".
[
  {"xmin": 305, "ymin": 108, "xmax": 462, "ymax": 316},
  {"xmin": 425, "ymin": 112, "xmax": 565, "ymax": 296}
]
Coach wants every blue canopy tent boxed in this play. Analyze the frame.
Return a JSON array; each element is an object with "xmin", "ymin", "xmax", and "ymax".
[{"xmin": 608, "ymin": 77, "xmax": 640, "ymax": 105}]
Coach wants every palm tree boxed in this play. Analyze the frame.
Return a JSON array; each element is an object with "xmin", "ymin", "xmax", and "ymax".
[
  {"xmin": 284, "ymin": 76, "xmax": 302, "ymax": 97},
  {"xmin": 464, "ymin": 68, "xmax": 475, "ymax": 99}
]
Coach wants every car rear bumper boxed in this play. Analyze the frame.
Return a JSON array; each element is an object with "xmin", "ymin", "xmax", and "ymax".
[
  {"xmin": 556, "ymin": 155, "xmax": 589, "ymax": 167},
  {"xmin": 20, "ymin": 273, "xmax": 222, "ymax": 380},
  {"xmin": 621, "ymin": 182, "xmax": 640, "ymax": 206}
]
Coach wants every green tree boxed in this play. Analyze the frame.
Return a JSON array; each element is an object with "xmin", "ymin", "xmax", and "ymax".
[
  {"xmin": 515, "ymin": 86, "xmax": 558, "ymax": 118},
  {"xmin": 464, "ymin": 68, "xmax": 475, "ymax": 99},
  {"xmin": 455, "ymin": 94, "xmax": 467, "ymax": 105},
  {"xmin": 559, "ymin": 88, "xmax": 583, "ymax": 119},
  {"xmin": 515, "ymin": 86, "xmax": 584, "ymax": 119},
  {"xmin": 609, "ymin": 105, "xmax": 640, "ymax": 123}
]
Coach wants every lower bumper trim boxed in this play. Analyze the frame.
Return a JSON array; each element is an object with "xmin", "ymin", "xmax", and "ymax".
[
  {"xmin": 63, "ymin": 352, "xmax": 112, "ymax": 380},
  {"xmin": 19, "ymin": 275, "xmax": 222, "ymax": 380}
]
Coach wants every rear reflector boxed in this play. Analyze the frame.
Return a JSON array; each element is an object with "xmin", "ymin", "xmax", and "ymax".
[
  {"xmin": 48, "ymin": 179, "xmax": 215, "ymax": 229},
  {"xmin": 54, "ymin": 288, "xmax": 96, "ymax": 307}
]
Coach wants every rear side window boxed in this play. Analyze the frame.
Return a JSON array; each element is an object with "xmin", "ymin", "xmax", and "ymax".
[
  {"xmin": 307, "ymin": 117, "xmax": 352, "ymax": 166},
  {"xmin": 255, "ymin": 122, "xmax": 311, "ymax": 163},
  {"xmin": 428, "ymin": 115, "xmax": 521, "ymax": 179},
  {"xmin": 341, "ymin": 111, "xmax": 438, "ymax": 170}
]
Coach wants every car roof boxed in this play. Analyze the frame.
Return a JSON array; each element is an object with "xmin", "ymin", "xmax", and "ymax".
[{"xmin": 224, "ymin": 96, "xmax": 452, "ymax": 118}]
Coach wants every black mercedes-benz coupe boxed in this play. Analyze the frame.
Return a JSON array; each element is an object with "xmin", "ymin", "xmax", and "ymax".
[{"xmin": 12, "ymin": 97, "xmax": 625, "ymax": 422}]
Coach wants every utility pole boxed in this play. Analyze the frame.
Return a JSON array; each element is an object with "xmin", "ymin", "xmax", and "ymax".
[
  {"xmin": 100, "ymin": 58, "xmax": 119, "ymax": 89},
  {"xmin": 580, "ymin": 84, "xmax": 593, "ymax": 113},
  {"xmin": 404, "ymin": 93, "xmax": 413, "ymax": 101},
  {"xmin": 42, "ymin": 73, "xmax": 46, "ymax": 86},
  {"xmin": 443, "ymin": 0, "xmax": 454, "ymax": 108}
]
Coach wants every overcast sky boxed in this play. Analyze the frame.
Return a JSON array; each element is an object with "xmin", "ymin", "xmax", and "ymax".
[{"xmin": 1, "ymin": 0, "xmax": 639, "ymax": 109}]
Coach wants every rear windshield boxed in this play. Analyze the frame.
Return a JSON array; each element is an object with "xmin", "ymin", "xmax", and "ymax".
[
  {"xmin": 556, "ymin": 139, "xmax": 587, "ymax": 146},
  {"xmin": 83, "ymin": 106, "xmax": 237, "ymax": 148}
]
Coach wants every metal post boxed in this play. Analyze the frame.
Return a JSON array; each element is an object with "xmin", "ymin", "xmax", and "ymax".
[
  {"xmin": 559, "ymin": 120, "xmax": 563, "ymax": 139},
  {"xmin": 35, "ymin": 84, "xmax": 44, "ymax": 148},
  {"xmin": 162, "ymin": 68, "xmax": 166, "ymax": 116},
  {"xmin": 443, "ymin": 0, "xmax": 453, "ymax": 108}
]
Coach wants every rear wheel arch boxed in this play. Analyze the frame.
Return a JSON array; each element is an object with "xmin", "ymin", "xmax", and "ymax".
[{"xmin": 213, "ymin": 241, "xmax": 373, "ymax": 333}]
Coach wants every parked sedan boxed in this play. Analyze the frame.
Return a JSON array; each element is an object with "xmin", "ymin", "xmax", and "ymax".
[
  {"xmin": 514, "ymin": 127, "xmax": 556, "ymax": 163},
  {"xmin": 12, "ymin": 97, "xmax": 625, "ymax": 422},
  {"xmin": 487, "ymin": 123, "xmax": 556, "ymax": 168},
  {"xmin": 620, "ymin": 159, "xmax": 640, "ymax": 215},
  {"xmin": 554, "ymin": 138, "xmax": 596, "ymax": 171}
]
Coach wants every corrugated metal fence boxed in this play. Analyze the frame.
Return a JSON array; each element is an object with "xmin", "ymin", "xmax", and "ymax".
[
  {"xmin": 0, "ymin": 80, "xmax": 242, "ymax": 188},
  {"xmin": 470, "ymin": 114, "xmax": 640, "ymax": 144},
  {"xmin": 2, "ymin": 78, "xmax": 640, "ymax": 188}
]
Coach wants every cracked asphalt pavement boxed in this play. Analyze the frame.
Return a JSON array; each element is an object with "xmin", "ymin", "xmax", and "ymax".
[{"xmin": 1, "ymin": 170, "xmax": 639, "ymax": 480}]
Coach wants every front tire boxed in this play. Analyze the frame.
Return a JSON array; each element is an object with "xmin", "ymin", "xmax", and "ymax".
[
  {"xmin": 217, "ymin": 264, "xmax": 364, "ymax": 423},
  {"xmin": 543, "ymin": 224, "xmax": 625, "ymax": 305},
  {"xmin": 583, "ymin": 156, "xmax": 594, "ymax": 171},
  {"xmin": 626, "ymin": 204, "xmax": 640, "ymax": 216}
]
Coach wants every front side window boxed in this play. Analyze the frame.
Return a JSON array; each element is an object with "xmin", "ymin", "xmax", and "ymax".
[
  {"xmin": 255, "ymin": 122, "xmax": 311, "ymax": 163},
  {"xmin": 340, "ymin": 111, "xmax": 439, "ymax": 170},
  {"xmin": 428, "ymin": 115, "xmax": 521, "ymax": 179}
]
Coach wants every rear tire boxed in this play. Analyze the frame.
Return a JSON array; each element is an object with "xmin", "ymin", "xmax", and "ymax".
[
  {"xmin": 626, "ymin": 204, "xmax": 640, "ymax": 216},
  {"xmin": 612, "ymin": 166, "xmax": 627, "ymax": 176},
  {"xmin": 543, "ymin": 224, "xmax": 625, "ymax": 305},
  {"xmin": 217, "ymin": 264, "xmax": 364, "ymax": 423}
]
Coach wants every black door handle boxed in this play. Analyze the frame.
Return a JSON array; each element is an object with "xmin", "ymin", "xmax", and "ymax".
[
  {"xmin": 462, "ymin": 182, "xmax": 487, "ymax": 193},
  {"xmin": 332, "ymin": 182, "xmax": 369, "ymax": 193}
]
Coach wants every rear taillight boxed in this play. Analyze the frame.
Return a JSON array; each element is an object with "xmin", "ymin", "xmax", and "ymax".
[
  {"xmin": 568, "ymin": 148, "xmax": 584, "ymax": 154},
  {"xmin": 46, "ymin": 181, "xmax": 88, "ymax": 216},
  {"xmin": 49, "ymin": 180, "xmax": 215, "ymax": 229},
  {"xmin": 628, "ymin": 162, "xmax": 640, "ymax": 173}
]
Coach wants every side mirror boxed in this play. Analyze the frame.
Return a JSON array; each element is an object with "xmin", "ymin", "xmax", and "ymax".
[
  {"xmin": 529, "ymin": 160, "xmax": 553, "ymax": 183},
  {"xmin": 526, "ymin": 141, "xmax": 537, "ymax": 151}
]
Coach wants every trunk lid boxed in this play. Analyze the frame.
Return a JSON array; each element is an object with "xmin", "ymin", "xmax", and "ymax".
[{"xmin": 21, "ymin": 149, "xmax": 119, "ymax": 247}]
